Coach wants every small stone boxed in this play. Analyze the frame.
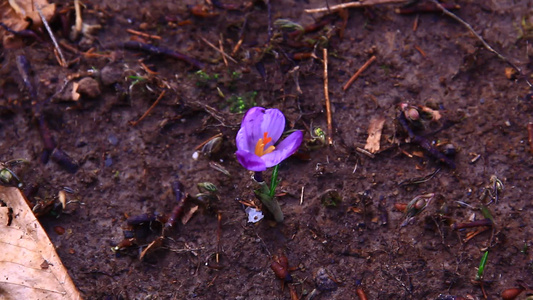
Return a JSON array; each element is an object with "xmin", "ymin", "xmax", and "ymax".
[
  {"xmin": 77, "ymin": 77, "xmax": 101, "ymax": 98},
  {"xmin": 314, "ymin": 268, "xmax": 337, "ymax": 291},
  {"xmin": 100, "ymin": 64, "xmax": 123, "ymax": 86}
]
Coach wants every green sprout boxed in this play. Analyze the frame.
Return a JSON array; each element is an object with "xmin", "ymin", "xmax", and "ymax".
[
  {"xmin": 475, "ymin": 250, "xmax": 489, "ymax": 281},
  {"xmin": 320, "ymin": 190, "xmax": 342, "ymax": 207},
  {"xmin": 195, "ymin": 70, "xmax": 219, "ymax": 87},
  {"xmin": 307, "ymin": 127, "xmax": 327, "ymax": 149},
  {"xmin": 274, "ymin": 19, "xmax": 304, "ymax": 33},
  {"xmin": 227, "ymin": 91, "xmax": 257, "ymax": 113}
]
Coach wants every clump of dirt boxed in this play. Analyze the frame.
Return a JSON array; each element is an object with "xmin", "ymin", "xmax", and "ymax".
[{"xmin": 1, "ymin": 0, "xmax": 532, "ymax": 299}]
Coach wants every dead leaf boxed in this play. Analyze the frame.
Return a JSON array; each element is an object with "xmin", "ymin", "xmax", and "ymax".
[
  {"xmin": 364, "ymin": 116, "xmax": 386, "ymax": 154},
  {"xmin": 0, "ymin": 186, "xmax": 82, "ymax": 299},
  {"xmin": 0, "ymin": 0, "xmax": 56, "ymax": 45},
  {"xmin": 139, "ymin": 236, "xmax": 163, "ymax": 261},
  {"xmin": 420, "ymin": 106, "xmax": 441, "ymax": 121},
  {"xmin": 181, "ymin": 205, "xmax": 199, "ymax": 225}
]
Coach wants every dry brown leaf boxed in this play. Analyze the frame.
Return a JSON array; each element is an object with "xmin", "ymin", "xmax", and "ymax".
[
  {"xmin": 0, "ymin": 0, "xmax": 56, "ymax": 45},
  {"xmin": 139, "ymin": 236, "xmax": 164, "ymax": 261},
  {"xmin": 0, "ymin": 186, "xmax": 82, "ymax": 300},
  {"xmin": 181, "ymin": 205, "xmax": 199, "ymax": 225},
  {"xmin": 364, "ymin": 116, "xmax": 386, "ymax": 154}
]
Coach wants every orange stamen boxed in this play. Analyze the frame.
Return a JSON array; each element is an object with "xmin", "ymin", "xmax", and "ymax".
[
  {"xmin": 263, "ymin": 132, "xmax": 272, "ymax": 145},
  {"xmin": 255, "ymin": 132, "xmax": 276, "ymax": 157}
]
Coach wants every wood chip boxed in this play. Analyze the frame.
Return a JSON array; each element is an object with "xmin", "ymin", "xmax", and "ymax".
[
  {"xmin": 0, "ymin": 186, "xmax": 82, "ymax": 299},
  {"xmin": 364, "ymin": 116, "xmax": 386, "ymax": 153}
]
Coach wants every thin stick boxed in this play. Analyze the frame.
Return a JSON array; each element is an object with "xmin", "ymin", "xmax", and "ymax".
[
  {"xmin": 232, "ymin": 37, "xmax": 244, "ymax": 56},
  {"xmin": 430, "ymin": 0, "xmax": 532, "ymax": 88},
  {"xmin": 219, "ymin": 35, "xmax": 228, "ymax": 67},
  {"xmin": 216, "ymin": 212, "xmax": 222, "ymax": 263},
  {"xmin": 73, "ymin": 0, "xmax": 82, "ymax": 39},
  {"xmin": 35, "ymin": 4, "xmax": 67, "ymax": 67},
  {"xmin": 414, "ymin": 45, "xmax": 426, "ymax": 58},
  {"xmin": 127, "ymin": 29, "xmax": 162, "ymax": 40},
  {"xmin": 305, "ymin": 0, "xmax": 407, "ymax": 14},
  {"xmin": 323, "ymin": 48, "xmax": 333, "ymax": 145},
  {"xmin": 300, "ymin": 186, "xmax": 305, "ymax": 205},
  {"xmin": 200, "ymin": 37, "xmax": 238, "ymax": 64},
  {"xmin": 527, "ymin": 122, "xmax": 533, "ymax": 154},
  {"xmin": 343, "ymin": 55, "xmax": 376, "ymax": 91},
  {"xmin": 130, "ymin": 90, "xmax": 166, "ymax": 126},
  {"xmin": 412, "ymin": 14, "xmax": 419, "ymax": 31}
]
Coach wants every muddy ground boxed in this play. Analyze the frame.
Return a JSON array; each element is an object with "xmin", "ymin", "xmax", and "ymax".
[{"xmin": 1, "ymin": 0, "xmax": 533, "ymax": 299}]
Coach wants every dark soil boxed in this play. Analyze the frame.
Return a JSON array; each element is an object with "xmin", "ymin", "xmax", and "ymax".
[{"xmin": 1, "ymin": 0, "xmax": 533, "ymax": 299}]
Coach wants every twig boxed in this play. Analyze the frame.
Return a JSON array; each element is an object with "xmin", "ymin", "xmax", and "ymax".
[
  {"xmin": 323, "ymin": 48, "xmax": 333, "ymax": 145},
  {"xmin": 305, "ymin": 0, "xmax": 407, "ymax": 14},
  {"xmin": 127, "ymin": 29, "xmax": 162, "ymax": 40},
  {"xmin": 121, "ymin": 41, "xmax": 204, "ymax": 69},
  {"xmin": 216, "ymin": 212, "xmax": 222, "ymax": 263},
  {"xmin": 200, "ymin": 37, "xmax": 238, "ymax": 64},
  {"xmin": 430, "ymin": 0, "xmax": 532, "ymax": 87},
  {"xmin": 343, "ymin": 55, "xmax": 376, "ymax": 91},
  {"xmin": 72, "ymin": 0, "xmax": 82, "ymax": 40},
  {"xmin": 527, "ymin": 122, "xmax": 533, "ymax": 154},
  {"xmin": 414, "ymin": 45, "xmax": 426, "ymax": 58},
  {"xmin": 300, "ymin": 186, "xmax": 305, "ymax": 205},
  {"xmin": 35, "ymin": 4, "xmax": 67, "ymax": 67},
  {"xmin": 355, "ymin": 147, "xmax": 375, "ymax": 158},
  {"xmin": 219, "ymin": 35, "xmax": 228, "ymax": 67},
  {"xmin": 130, "ymin": 90, "xmax": 166, "ymax": 126}
]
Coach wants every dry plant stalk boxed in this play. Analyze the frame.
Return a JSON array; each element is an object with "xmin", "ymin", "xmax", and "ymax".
[
  {"xmin": 323, "ymin": 48, "xmax": 333, "ymax": 145},
  {"xmin": 35, "ymin": 3, "xmax": 67, "ymax": 67},
  {"xmin": 130, "ymin": 90, "xmax": 166, "ymax": 126},
  {"xmin": 305, "ymin": 0, "xmax": 407, "ymax": 14},
  {"xmin": 0, "ymin": 186, "xmax": 82, "ymax": 299},
  {"xmin": 343, "ymin": 55, "xmax": 376, "ymax": 91},
  {"xmin": 200, "ymin": 36, "xmax": 238, "ymax": 64}
]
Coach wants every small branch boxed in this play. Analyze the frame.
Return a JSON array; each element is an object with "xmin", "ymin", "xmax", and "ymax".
[
  {"xmin": 343, "ymin": 55, "xmax": 376, "ymax": 91},
  {"xmin": 130, "ymin": 90, "xmax": 166, "ymax": 126},
  {"xmin": 305, "ymin": 0, "xmax": 407, "ymax": 14},
  {"xmin": 126, "ymin": 29, "xmax": 162, "ymax": 40},
  {"xmin": 430, "ymin": 0, "xmax": 532, "ymax": 88},
  {"xmin": 72, "ymin": 0, "xmax": 82, "ymax": 40},
  {"xmin": 323, "ymin": 48, "xmax": 333, "ymax": 145},
  {"xmin": 219, "ymin": 35, "xmax": 228, "ymax": 67},
  {"xmin": 35, "ymin": 4, "xmax": 67, "ymax": 67},
  {"xmin": 200, "ymin": 37, "xmax": 238, "ymax": 64}
]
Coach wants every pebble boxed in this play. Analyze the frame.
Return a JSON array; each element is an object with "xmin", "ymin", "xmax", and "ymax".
[
  {"xmin": 100, "ymin": 64, "xmax": 123, "ymax": 86},
  {"xmin": 77, "ymin": 77, "xmax": 101, "ymax": 98},
  {"xmin": 314, "ymin": 268, "xmax": 337, "ymax": 291}
]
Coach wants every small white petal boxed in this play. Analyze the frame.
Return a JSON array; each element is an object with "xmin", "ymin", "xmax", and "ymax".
[
  {"xmin": 192, "ymin": 151, "xmax": 200, "ymax": 160},
  {"xmin": 245, "ymin": 207, "xmax": 264, "ymax": 223}
]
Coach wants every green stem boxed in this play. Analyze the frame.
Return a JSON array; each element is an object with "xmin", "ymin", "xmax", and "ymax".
[
  {"xmin": 255, "ymin": 181, "xmax": 284, "ymax": 222},
  {"xmin": 269, "ymin": 164, "xmax": 279, "ymax": 198},
  {"xmin": 475, "ymin": 250, "xmax": 489, "ymax": 281}
]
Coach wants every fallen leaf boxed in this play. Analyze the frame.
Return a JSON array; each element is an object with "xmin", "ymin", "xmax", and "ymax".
[
  {"xmin": 364, "ymin": 116, "xmax": 386, "ymax": 154},
  {"xmin": 181, "ymin": 205, "xmax": 199, "ymax": 225},
  {"xmin": 139, "ymin": 236, "xmax": 164, "ymax": 261},
  {"xmin": 420, "ymin": 106, "xmax": 441, "ymax": 121},
  {"xmin": 0, "ymin": 186, "xmax": 82, "ymax": 299},
  {"xmin": 0, "ymin": 0, "xmax": 56, "ymax": 45}
]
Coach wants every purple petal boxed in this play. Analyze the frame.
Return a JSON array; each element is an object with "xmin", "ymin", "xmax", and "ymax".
[
  {"xmin": 235, "ymin": 150, "xmax": 267, "ymax": 171},
  {"xmin": 261, "ymin": 130, "xmax": 303, "ymax": 168},
  {"xmin": 236, "ymin": 126, "xmax": 251, "ymax": 152},
  {"xmin": 240, "ymin": 107, "xmax": 266, "ymax": 151},
  {"xmin": 261, "ymin": 109, "xmax": 285, "ymax": 147}
]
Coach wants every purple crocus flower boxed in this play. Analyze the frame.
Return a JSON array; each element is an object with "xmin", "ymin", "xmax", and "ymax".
[{"xmin": 235, "ymin": 107, "xmax": 303, "ymax": 172}]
